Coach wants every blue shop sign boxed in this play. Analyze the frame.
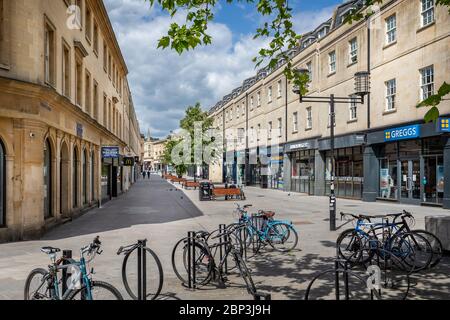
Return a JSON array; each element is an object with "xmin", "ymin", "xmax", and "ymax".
[
  {"xmin": 102, "ymin": 146, "xmax": 120, "ymax": 159},
  {"xmin": 384, "ymin": 125, "xmax": 420, "ymax": 142},
  {"xmin": 438, "ymin": 118, "xmax": 450, "ymax": 132}
]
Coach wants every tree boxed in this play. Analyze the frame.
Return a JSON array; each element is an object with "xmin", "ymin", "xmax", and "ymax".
[
  {"xmin": 162, "ymin": 103, "xmax": 219, "ymax": 178},
  {"xmin": 147, "ymin": 0, "xmax": 449, "ymax": 121}
]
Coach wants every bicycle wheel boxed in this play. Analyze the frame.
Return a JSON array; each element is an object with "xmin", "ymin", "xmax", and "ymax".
[
  {"xmin": 232, "ymin": 250, "xmax": 257, "ymax": 296},
  {"xmin": 171, "ymin": 237, "xmax": 213, "ymax": 286},
  {"xmin": 337, "ymin": 229, "xmax": 377, "ymax": 266},
  {"xmin": 267, "ymin": 223, "xmax": 298, "ymax": 252},
  {"xmin": 24, "ymin": 268, "xmax": 53, "ymax": 300},
  {"xmin": 68, "ymin": 281, "xmax": 123, "ymax": 300},
  {"xmin": 411, "ymin": 230, "xmax": 443, "ymax": 268},
  {"xmin": 122, "ymin": 247, "xmax": 164, "ymax": 300},
  {"xmin": 386, "ymin": 232, "xmax": 432, "ymax": 273}
]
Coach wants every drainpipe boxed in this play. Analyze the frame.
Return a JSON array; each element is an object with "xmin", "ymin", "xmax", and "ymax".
[{"xmin": 245, "ymin": 92, "xmax": 249, "ymax": 186}]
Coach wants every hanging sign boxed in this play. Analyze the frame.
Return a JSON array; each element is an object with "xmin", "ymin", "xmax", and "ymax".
[{"xmin": 101, "ymin": 146, "xmax": 119, "ymax": 159}]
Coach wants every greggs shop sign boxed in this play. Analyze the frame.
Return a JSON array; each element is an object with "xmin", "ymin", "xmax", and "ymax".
[{"xmin": 384, "ymin": 125, "xmax": 420, "ymax": 142}]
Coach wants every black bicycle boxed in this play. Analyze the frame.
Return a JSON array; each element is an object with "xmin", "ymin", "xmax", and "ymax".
[
  {"xmin": 117, "ymin": 239, "xmax": 164, "ymax": 300},
  {"xmin": 171, "ymin": 226, "xmax": 257, "ymax": 296}
]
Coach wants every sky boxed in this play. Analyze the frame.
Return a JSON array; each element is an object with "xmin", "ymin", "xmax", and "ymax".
[{"xmin": 104, "ymin": 0, "xmax": 344, "ymax": 139}]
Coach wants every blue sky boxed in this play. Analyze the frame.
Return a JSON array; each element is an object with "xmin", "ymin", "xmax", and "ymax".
[{"xmin": 105, "ymin": 0, "xmax": 344, "ymax": 138}]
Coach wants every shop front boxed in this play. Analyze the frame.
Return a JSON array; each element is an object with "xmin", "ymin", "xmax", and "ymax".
[
  {"xmin": 101, "ymin": 146, "xmax": 120, "ymax": 203},
  {"xmin": 365, "ymin": 119, "xmax": 450, "ymax": 208},
  {"xmin": 285, "ymin": 139, "xmax": 317, "ymax": 195},
  {"xmin": 268, "ymin": 145, "xmax": 284, "ymax": 190},
  {"xmin": 319, "ymin": 134, "xmax": 366, "ymax": 200}
]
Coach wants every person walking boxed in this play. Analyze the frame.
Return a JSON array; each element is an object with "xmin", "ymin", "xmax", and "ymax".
[{"xmin": 142, "ymin": 171, "xmax": 147, "ymax": 179}]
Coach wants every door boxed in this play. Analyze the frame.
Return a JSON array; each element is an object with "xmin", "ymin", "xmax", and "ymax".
[{"xmin": 399, "ymin": 159, "xmax": 421, "ymax": 204}]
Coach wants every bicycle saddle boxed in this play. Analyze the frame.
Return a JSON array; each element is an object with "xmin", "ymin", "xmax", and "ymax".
[
  {"xmin": 259, "ymin": 210, "xmax": 275, "ymax": 218},
  {"xmin": 41, "ymin": 247, "xmax": 61, "ymax": 254},
  {"xmin": 243, "ymin": 204, "xmax": 253, "ymax": 209}
]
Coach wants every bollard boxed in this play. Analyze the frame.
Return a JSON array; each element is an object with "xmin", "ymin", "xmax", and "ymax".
[{"xmin": 61, "ymin": 250, "xmax": 72, "ymax": 295}]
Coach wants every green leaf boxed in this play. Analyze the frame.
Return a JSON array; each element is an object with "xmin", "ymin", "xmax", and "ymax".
[
  {"xmin": 424, "ymin": 106, "xmax": 440, "ymax": 123},
  {"xmin": 157, "ymin": 36, "xmax": 171, "ymax": 49}
]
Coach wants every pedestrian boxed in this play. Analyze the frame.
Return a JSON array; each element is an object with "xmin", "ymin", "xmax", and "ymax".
[
  {"xmin": 147, "ymin": 170, "xmax": 151, "ymax": 179},
  {"xmin": 142, "ymin": 171, "xmax": 147, "ymax": 179}
]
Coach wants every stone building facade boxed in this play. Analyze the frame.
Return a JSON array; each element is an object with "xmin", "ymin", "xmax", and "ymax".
[
  {"xmin": 0, "ymin": 0, "xmax": 142, "ymax": 242},
  {"xmin": 208, "ymin": 0, "xmax": 450, "ymax": 208}
]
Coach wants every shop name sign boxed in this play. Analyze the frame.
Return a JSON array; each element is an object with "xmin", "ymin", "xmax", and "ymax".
[
  {"xmin": 101, "ymin": 146, "xmax": 119, "ymax": 159},
  {"xmin": 290, "ymin": 142, "xmax": 310, "ymax": 150},
  {"xmin": 384, "ymin": 125, "xmax": 420, "ymax": 142},
  {"xmin": 123, "ymin": 157, "xmax": 135, "ymax": 166}
]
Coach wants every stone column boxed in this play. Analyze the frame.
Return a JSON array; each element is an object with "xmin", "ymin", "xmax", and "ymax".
[
  {"xmin": 314, "ymin": 150, "xmax": 326, "ymax": 196},
  {"xmin": 443, "ymin": 137, "xmax": 450, "ymax": 209},
  {"xmin": 363, "ymin": 145, "xmax": 378, "ymax": 202}
]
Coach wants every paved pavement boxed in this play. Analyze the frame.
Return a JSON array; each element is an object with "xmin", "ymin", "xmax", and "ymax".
[{"xmin": 0, "ymin": 175, "xmax": 449, "ymax": 300}]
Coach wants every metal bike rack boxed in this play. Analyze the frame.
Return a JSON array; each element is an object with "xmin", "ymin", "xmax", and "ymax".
[
  {"xmin": 136, "ymin": 239, "xmax": 147, "ymax": 300},
  {"xmin": 187, "ymin": 231, "xmax": 197, "ymax": 289},
  {"xmin": 219, "ymin": 224, "xmax": 228, "ymax": 275}
]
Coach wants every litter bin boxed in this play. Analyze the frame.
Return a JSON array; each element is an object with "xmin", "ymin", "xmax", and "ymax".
[{"xmin": 199, "ymin": 182, "xmax": 213, "ymax": 201}]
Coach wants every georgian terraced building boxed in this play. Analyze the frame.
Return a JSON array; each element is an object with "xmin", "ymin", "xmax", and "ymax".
[
  {"xmin": 0, "ymin": 0, "xmax": 142, "ymax": 242},
  {"xmin": 208, "ymin": 0, "xmax": 450, "ymax": 209}
]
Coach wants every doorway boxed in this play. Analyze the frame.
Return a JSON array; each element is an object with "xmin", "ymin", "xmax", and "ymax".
[{"xmin": 399, "ymin": 158, "xmax": 421, "ymax": 205}]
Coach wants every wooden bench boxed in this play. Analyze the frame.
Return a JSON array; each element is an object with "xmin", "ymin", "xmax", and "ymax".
[
  {"xmin": 183, "ymin": 181, "xmax": 200, "ymax": 189},
  {"xmin": 170, "ymin": 177, "xmax": 186, "ymax": 184},
  {"xmin": 212, "ymin": 187, "xmax": 245, "ymax": 200}
]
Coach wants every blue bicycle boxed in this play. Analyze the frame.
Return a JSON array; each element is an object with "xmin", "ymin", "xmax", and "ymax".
[
  {"xmin": 337, "ymin": 212, "xmax": 433, "ymax": 273},
  {"xmin": 24, "ymin": 236, "xmax": 123, "ymax": 300},
  {"xmin": 233, "ymin": 204, "xmax": 298, "ymax": 253}
]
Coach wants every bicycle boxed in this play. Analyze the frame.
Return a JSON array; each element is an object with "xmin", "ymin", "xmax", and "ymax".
[
  {"xmin": 171, "ymin": 227, "xmax": 257, "ymax": 296},
  {"xmin": 233, "ymin": 204, "xmax": 298, "ymax": 253},
  {"xmin": 337, "ymin": 212, "xmax": 433, "ymax": 272},
  {"xmin": 24, "ymin": 236, "xmax": 123, "ymax": 300},
  {"xmin": 117, "ymin": 239, "xmax": 164, "ymax": 300}
]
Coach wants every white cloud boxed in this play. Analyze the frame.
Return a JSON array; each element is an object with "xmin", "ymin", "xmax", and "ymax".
[
  {"xmin": 105, "ymin": 0, "xmax": 268, "ymax": 138},
  {"xmin": 105, "ymin": 0, "xmax": 336, "ymax": 138},
  {"xmin": 293, "ymin": 5, "xmax": 336, "ymax": 35}
]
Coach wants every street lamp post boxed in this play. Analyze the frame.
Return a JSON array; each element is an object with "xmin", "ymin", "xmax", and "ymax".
[{"xmin": 293, "ymin": 71, "xmax": 370, "ymax": 231}]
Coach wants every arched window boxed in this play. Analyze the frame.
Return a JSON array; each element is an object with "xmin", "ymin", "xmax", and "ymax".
[
  {"xmin": 43, "ymin": 139, "xmax": 52, "ymax": 219},
  {"xmin": 0, "ymin": 139, "xmax": 6, "ymax": 227},
  {"xmin": 82, "ymin": 149, "xmax": 87, "ymax": 205},
  {"xmin": 73, "ymin": 147, "xmax": 78, "ymax": 208}
]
